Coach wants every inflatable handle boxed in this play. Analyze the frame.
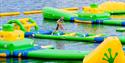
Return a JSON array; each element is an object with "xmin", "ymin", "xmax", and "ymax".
[
  {"xmin": 28, "ymin": 18, "xmax": 39, "ymax": 31},
  {"xmin": 8, "ymin": 20, "xmax": 26, "ymax": 32}
]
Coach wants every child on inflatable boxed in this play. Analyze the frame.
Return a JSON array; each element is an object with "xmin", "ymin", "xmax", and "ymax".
[
  {"xmin": 52, "ymin": 17, "xmax": 64, "ymax": 36},
  {"xmin": 56, "ymin": 17, "xmax": 64, "ymax": 30}
]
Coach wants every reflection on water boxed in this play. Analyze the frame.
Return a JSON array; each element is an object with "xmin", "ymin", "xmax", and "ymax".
[
  {"xmin": 0, "ymin": 58, "xmax": 82, "ymax": 63},
  {"xmin": 34, "ymin": 38, "xmax": 98, "ymax": 51},
  {"xmin": 43, "ymin": 19, "xmax": 125, "ymax": 36}
]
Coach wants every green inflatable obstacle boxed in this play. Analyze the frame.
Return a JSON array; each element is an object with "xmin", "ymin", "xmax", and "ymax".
[
  {"xmin": 34, "ymin": 33, "xmax": 104, "ymax": 43},
  {"xmin": 110, "ymin": 10, "xmax": 125, "ymax": 15},
  {"xmin": 8, "ymin": 19, "xmax": 26, "ymax": 32},
  {"xmin": 34, "ymin": 33, "xmax": 125, "ymax": 44},
  {"xmin": 42, "ymin": 7, "xmax": 78, "ymax": 21},
  {"xmin": 76, "ymin": 3, "xmax": 110, "ymax": 20},
  {"xmin": 28, "ymin": 18, "xmax": 39, "ymax": 31},
  {"xmin": 90, "ymin": 3, "xmax": 98, "ymax": 8},
  {"xmin": 119, "ymin": 36, "xmax": 125, "ymax": 44},
  {"xmin": 0, "ymin": 39, "xmax": 34, "ymax": 51},
  {"xmin": 8, "ymin": 18, "xmax": 40, "ymax": 32},
  {"xmin": 116, "ymin": 28, "xmax": 125, "ymax": 32},
  {"xmin": 27, "ymin": 49, "xmax": 90, "ymax": 59},
  {"xmin": 103, "ymin": 20, "xmax": 125, "ymax": 26},
  {"xmin": 77, "ymin": 12, "xmax": 110, "ymax": 20},
  {"xmin": 0, "ymin": 24, "xmax": 34, "ymax": 51},
  {"xmin": 2, "ymin": 24, "xmax": 14, "ymax": 31}
]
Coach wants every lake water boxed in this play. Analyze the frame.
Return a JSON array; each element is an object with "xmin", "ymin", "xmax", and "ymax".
[{"xmin": 0, "ymin": 0, "xmax": 125, "ymax": 63}]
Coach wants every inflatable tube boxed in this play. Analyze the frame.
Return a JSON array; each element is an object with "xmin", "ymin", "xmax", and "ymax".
[
  {"xmin": 116, "ymin": 28, "xmax": 125, "ymax": 32},
  {"xmin": 24, "ymin": 10, "xmax": 42, "ymax": 15},
  {"xmin": 8, "ymin": 18, "xmax": 40, "ymax": 32},
  {"xmin": 110, "ymin": 11, "xmax": 125, "ymax": 15},
  {"xmin": 42, "ymin": 7, "xmax": 77, "ymax": 21},
  {"xmin": 34, "ymin": 34, "xmax": 104, "ymax": 43},
  {"xmin": 119, "ymin": 36, "xmax": 125, "ymax": 44},
  {"xmin": 25, "ymin": 30, "xmax": 52, "ymax": 37},
  {"xmin": 34, "ymin": 33, "xmax": 125, "ymax": 44},
  {"xmin": 27, "ymin": 18, "xmax": 39, "ymax": 31},
  {"xmin": 92, "ymin": 20, "xmax": 125, "ymax": 26},
  {"xmin": 13, "ymin": 49, "xmax": 90, "ymax": 59},
  {"xmin": 8, "ymin": 20, "xmax": 26, "ymax": 32},
  {"xmin": 77, "ymin": 12, "xmax": 110, "ymax": 20},
  {"xmin": 103, "ymin": 20, "xmax": 125, "ymax": 26}
]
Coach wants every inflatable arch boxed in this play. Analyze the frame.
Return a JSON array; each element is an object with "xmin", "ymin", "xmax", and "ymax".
[{"xmin": 8, "ymin": 18, "xmax": 39, "ymax": 32}]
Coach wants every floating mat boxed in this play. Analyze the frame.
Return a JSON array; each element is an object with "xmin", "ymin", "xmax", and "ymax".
[{"xmin": 83, "ymin": 37, "xmax": 125, "ymax": 63}]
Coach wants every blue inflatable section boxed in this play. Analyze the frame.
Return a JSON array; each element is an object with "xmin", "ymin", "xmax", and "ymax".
[
  {"xmin": 122, "ymin": 21, "xmax": 125, "ymax": 26},
  {"xmin": 70, "ymin": 17, "xmax": 75, "ymax": 22},
  {"xmin": 25, "ymin": 30, "xmax": 52, "ymax": 37},
  {"xmin": 92, "ymin": 20, "xmax": 104, "ymax": 24},
  {"xmin": 13, "ymin": 46, "xmax": 41, "ymax": 58},
  {"xmin": 94, "ymin": 37, "xmax": 104, "ymax": 43}
]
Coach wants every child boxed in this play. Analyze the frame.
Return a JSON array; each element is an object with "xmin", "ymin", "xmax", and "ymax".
[
  {"xmin": 56, "ymin": 17, "xmax": 64, "ymax": 31},
  {"xmin": 52, "ymin": 17, "xmax": 64, "ymax": 35}
]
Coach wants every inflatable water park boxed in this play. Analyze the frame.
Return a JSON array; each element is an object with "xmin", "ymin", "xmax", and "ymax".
[{"xmin": 0, "ymin": 0, "xmax": 125, "ymax": 63}]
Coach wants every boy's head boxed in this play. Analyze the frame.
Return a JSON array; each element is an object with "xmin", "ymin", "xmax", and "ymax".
[{"xmin": 61, "ymin": 17, "xmax": 64, "ymax": 19}]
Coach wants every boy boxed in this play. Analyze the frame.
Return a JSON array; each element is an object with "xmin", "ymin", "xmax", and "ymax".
[
  {"xmin": 56, "ymin": 17, "xmax": 64, "ymax": 31},
  {"xmin": 52, "ymin": 17, "xmax": 64, "ymax": 35}
]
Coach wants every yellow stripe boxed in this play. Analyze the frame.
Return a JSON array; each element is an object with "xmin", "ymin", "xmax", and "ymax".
[
  {"xmin": 24, "ymin": 10, "xmax": 42, "ymax": 15},
  {"xmin": 63, "ymin": 7, "xmax": 79, "ymax": 10},
  {"xmin": 24, "ymin": 7, "xmax": 78, "ymax": 15},
  {"xmin": 0, "ymin": 7, "xmax": 79, "ymax": 17},
  {"xmin": 0, "ymin": 12, "xmax": 20, "ymax": 17},
  {"xmin": 74, "ymin": 20, "xmax": 92, "ymax": 24}
]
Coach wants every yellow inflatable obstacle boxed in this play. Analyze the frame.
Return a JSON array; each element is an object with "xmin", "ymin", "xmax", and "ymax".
[
  {"xmin": 8, "ymin": 18, "xmax": 39, "ymax": 32},
  {"xmin": 63, "ymin": 32, "xmax": 76, "ymax": 36},
  {"xmin": 84, "ymin": 4, "xmax": 104, "ymax": 14},
  {"xmin": 83, "ymin": 37, "xmax": 125, "ymax": 63},
  {"xmin": 0, "ymin": 24, "xmax": 24, "ymax": 41},
  {"xmin": 99, "ymin": 1, "xmax": 125, "ymax": 12}
]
